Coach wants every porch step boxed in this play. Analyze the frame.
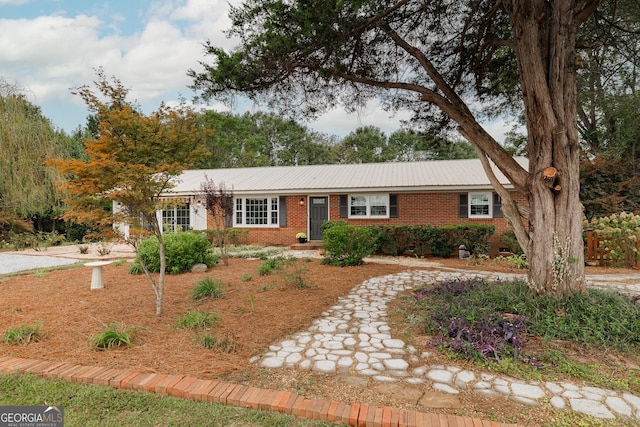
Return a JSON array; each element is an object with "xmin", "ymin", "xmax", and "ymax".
[{"xmin": 289, "ymin": 241, "xmax": 323, "ymax": 250}]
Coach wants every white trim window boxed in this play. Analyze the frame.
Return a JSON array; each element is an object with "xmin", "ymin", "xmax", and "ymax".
[
  {"xmin": 468, "ymin": 192, "xmax": 491, "ymax": 218},
  {"xmin": 234, "ymin": 197, "xmax": 279, "ymax": 227},
  {"xmin": 349, "ymin": 194, "xmax": 389, "ymax": 218},
  {"xmin": 162, "ymin": 203, "xmax": 191, "ymax": 232}
]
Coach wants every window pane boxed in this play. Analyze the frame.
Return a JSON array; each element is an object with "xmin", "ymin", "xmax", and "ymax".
[
  {"xmin": 350, "ymin": 196, "xmax": 367, "ymax": 216},
  {"xmin": 271, "ymin": 198, "xmax": 278, "ymax": 224},
  {"xmin": 369, "ymin": 195, "xmax": 388, "ymax": 216},
  {"xmin": 470, "ymin": 194, "xmax": 490, "ymax": 216},
  {"xmin": 235, "ymin": 199, "xmax": 243, "ymax": 224},
  {"xmin": 176, "ymin": 204, "xmax": 190, "ymax": 231},
  {"xmin": 246, "ymin": 198, "xmax": 268, "ymax": 225}
]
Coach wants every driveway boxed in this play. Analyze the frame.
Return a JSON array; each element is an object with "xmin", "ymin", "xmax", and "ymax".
[{"xmin": 0, "ymin": 253, "xmax": 80, "ymax": 275}]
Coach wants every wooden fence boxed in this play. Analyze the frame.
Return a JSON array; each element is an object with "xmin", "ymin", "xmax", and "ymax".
[{"xmin": 584, "ymin": 230, "xmax": 640, "ymax": 268}]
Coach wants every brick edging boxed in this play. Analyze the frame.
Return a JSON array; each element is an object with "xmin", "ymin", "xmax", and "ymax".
[{"xmin": 0, "ymin": 356, "xmax": 520, "ymax": 427}]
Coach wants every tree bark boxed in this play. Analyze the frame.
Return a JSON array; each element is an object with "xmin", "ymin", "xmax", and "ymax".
[{"xmin": 505, "ymin": 0, "xmax": 590, "ymax": 297}]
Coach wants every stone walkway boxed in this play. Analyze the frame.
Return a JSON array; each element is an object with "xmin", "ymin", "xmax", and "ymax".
[{"xmin": 251, "ymin": 269, "xmax": 640, "ymax": 422}]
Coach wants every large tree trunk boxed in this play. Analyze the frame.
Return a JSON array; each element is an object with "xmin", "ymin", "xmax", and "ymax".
[{"xmin": 506, "ymin": 0, "xmax": 590, "ymax": 297}]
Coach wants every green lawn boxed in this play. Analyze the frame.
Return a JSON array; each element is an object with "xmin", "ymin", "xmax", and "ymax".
[{"xmin": 0, "ymin": 373, "xmax": 343, "ymax": 427}]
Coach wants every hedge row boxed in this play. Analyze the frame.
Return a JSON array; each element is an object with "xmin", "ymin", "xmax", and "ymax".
[
  {"xmin": 322, "ymin": 221, "xmax": 496, "ymax": 265},
  {"xmin": 369, "ymin": 223, "xmax": 496, "ymax": 257}
]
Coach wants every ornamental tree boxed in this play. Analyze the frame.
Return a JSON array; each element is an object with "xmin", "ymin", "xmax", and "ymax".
[
  {"xmin": 48, "ymin": 69, "xmax": 209, "ymax": 315},
  {"xmin": 189, "ymin": 0, "xmax": 613, "ymax": 298}
]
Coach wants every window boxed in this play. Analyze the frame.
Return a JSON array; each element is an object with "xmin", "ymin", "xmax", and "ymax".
[
  {"xmin": 459, "ymin": 192, "xmax": 502, "ymax": 219},
  {"xmin": 469, "ymin": 193, "xmax": 491, "ymax": 217},
  {"xmin": 234, "ymin": 197, "xmax": 279, "ymax": 227},
  {"xmin": 162, "ymin": 203, "xmax": 190, "ymax": 232},
  {"xmin": 347, "ymin": 194, "xmax": 389, "ymax": 218}
]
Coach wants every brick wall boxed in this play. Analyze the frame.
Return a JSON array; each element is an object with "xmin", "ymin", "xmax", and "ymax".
[{"xmin": 207, "ymin": 191, "xmax": 528, "ymax": 254}]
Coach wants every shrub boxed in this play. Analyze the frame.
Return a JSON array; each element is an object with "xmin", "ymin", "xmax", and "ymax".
[
  {"xmin": 137, "ymin": 232, "xmax": 218, "ymax": 274},
  {"xmin": 500, "ymin": 229, "xmax": 524, "ymax": 255},
  {"xmin": 258, "ymin": 257, "xmax": 283, "ymax": 275},
  {"xmin": 440, "ymin": 224, "xmax": 495, "ymax": 256},
  {"xmin": 494, "ymin": 254, "xmax": 528, "ymax": 269},
  {"xmin": 90, "ymin": 322, "xmax": 145, "ymax": 350},
  {"xmin": 371, "ymin": 225, "xmax": 411, "ymax": 256},
  {"xmin": 192, "ymin": 277, "xmax": 225, "ymax": 300},
  {"xmin": 322, "ymin": 225, "xmax": 377, "ymax": 266},
  {"xmin": 174, "ymin": 310, "xmax": 219, "ymax": 330},
  {"xmin": 3, "ymin": 323, "xmax": 43, "ymax": 344},
  {"xmin": 586, "ymin": 212, "xmax": 640, "ymax": 268}
]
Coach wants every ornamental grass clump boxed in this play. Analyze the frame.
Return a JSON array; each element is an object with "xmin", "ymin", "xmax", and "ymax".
[
  {"xmin": 90, "ymin": 322, "xmax": 146, "ymax": 350},
  {"xmin": 3, "ymin": 323, "xmax": 43, "ymax": 345}
]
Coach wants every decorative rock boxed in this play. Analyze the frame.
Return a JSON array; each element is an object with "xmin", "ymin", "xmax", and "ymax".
[{"xmin": 190, "ymin": 263, "xmax": 208, "ymax": 273}]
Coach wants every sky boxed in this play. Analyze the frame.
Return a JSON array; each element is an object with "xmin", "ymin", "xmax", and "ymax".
[{"xmin": 0, "ymin": 0, "xmax": 514, "ymax": 140}]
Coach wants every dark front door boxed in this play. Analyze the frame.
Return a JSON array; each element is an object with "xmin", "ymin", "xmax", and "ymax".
[{"xmin": 309, "ymin": 196, "xmax": 328, "ymax": 240}]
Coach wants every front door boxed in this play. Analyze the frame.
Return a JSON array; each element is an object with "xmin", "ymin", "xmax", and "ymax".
[{"xmin": 309, "ymin": 196, "xmax": 328, "ymax": 240}]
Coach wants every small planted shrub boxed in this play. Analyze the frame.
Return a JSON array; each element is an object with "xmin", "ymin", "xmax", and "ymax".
[
  {"xmin": 3, "ymin": 323, "xmax": 43, "ymax": 344},
  {"xmin": 191, "ymin": 277, "xmax": 225, "ymax": 300},
  {"xmin": 258, "ymin": 257, "xmax": 283, "ymax": 276},
  {"xmin": 196, "ymin": 333, "xmax": 237, "ymax": 352},
  {"xmin": 494, "ymin": 254, "xmax": 528, "ymax": 269},
  {"xmin": 137, "ymin": 232, "xmax": 218, "ymax": 274},
  {"xmin": 174, "ymin": 310, "xmax": 219, "ymax": 330},
  {"xmin": 128, "ymin": 261, "xmax": 143, "ymax": 275},
  {"xmin": 90, "ymin": 322, "xmax": 145, "ymax": 350},
  {"xmin": 282, "ymin": 256, "xmax": 312, "ymax": 289},
  {"xmin": 77, "ymin": 244, "xmax": 90, "ymax": 254},
  {"xmin": 322, "ymin": 224, "xmax": 377, "ymax": 266}
]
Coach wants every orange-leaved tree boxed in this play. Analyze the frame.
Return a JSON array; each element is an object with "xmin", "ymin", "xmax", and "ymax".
[{"xmin": 47, "ymin": 69, "xmax": 210, "ymax": 315}]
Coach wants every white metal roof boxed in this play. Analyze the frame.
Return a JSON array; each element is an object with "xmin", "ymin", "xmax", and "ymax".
[{"xmin": 166, "ymin": 157, "xmax": 528, "ymax": 196}]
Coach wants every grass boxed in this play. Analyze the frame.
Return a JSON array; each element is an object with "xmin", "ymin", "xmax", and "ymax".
[
  {"xmin": 191, "ymin": 276, "xmax": 225, "ymax": 300},
  {"xmin": 404, "ymin": 277, "xmax": 640, "ymax": 394},
  {"xmin": 174, "ymin": 310, "xmax": 219, "ymax": 330},
  {"xmin": 89, "ymin": 322, "xmax": 146, "ymax": 350},
  {"xmin": 0, "ymin": 373, "xmax": 341, "ymax": 427},
  {"xmin": 3, "ymin": 322, "xmax": 43, "ymax": 344}
]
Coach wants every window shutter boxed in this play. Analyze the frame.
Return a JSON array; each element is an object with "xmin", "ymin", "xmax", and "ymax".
[
  {"xmin": 458, "ymin": 193, "xmax": 468, "ymax": 218},
  {"xmin": 225, "ymin": 213, "xmax": 232, "ymax": 228},
  {"xmin": 279, "ymin": 196, "xmax": 287, "ymax": 227},
  {"xmin": 492, "ymin": 192, "xmax": 503, "ymax": 218},
  {"xmin": 339, "ymin": 195, "xmax": 348, "ymax": 218},
  {"xmin": 389, "ymin": 194, "xmax": 398, "ymax": 218}
]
